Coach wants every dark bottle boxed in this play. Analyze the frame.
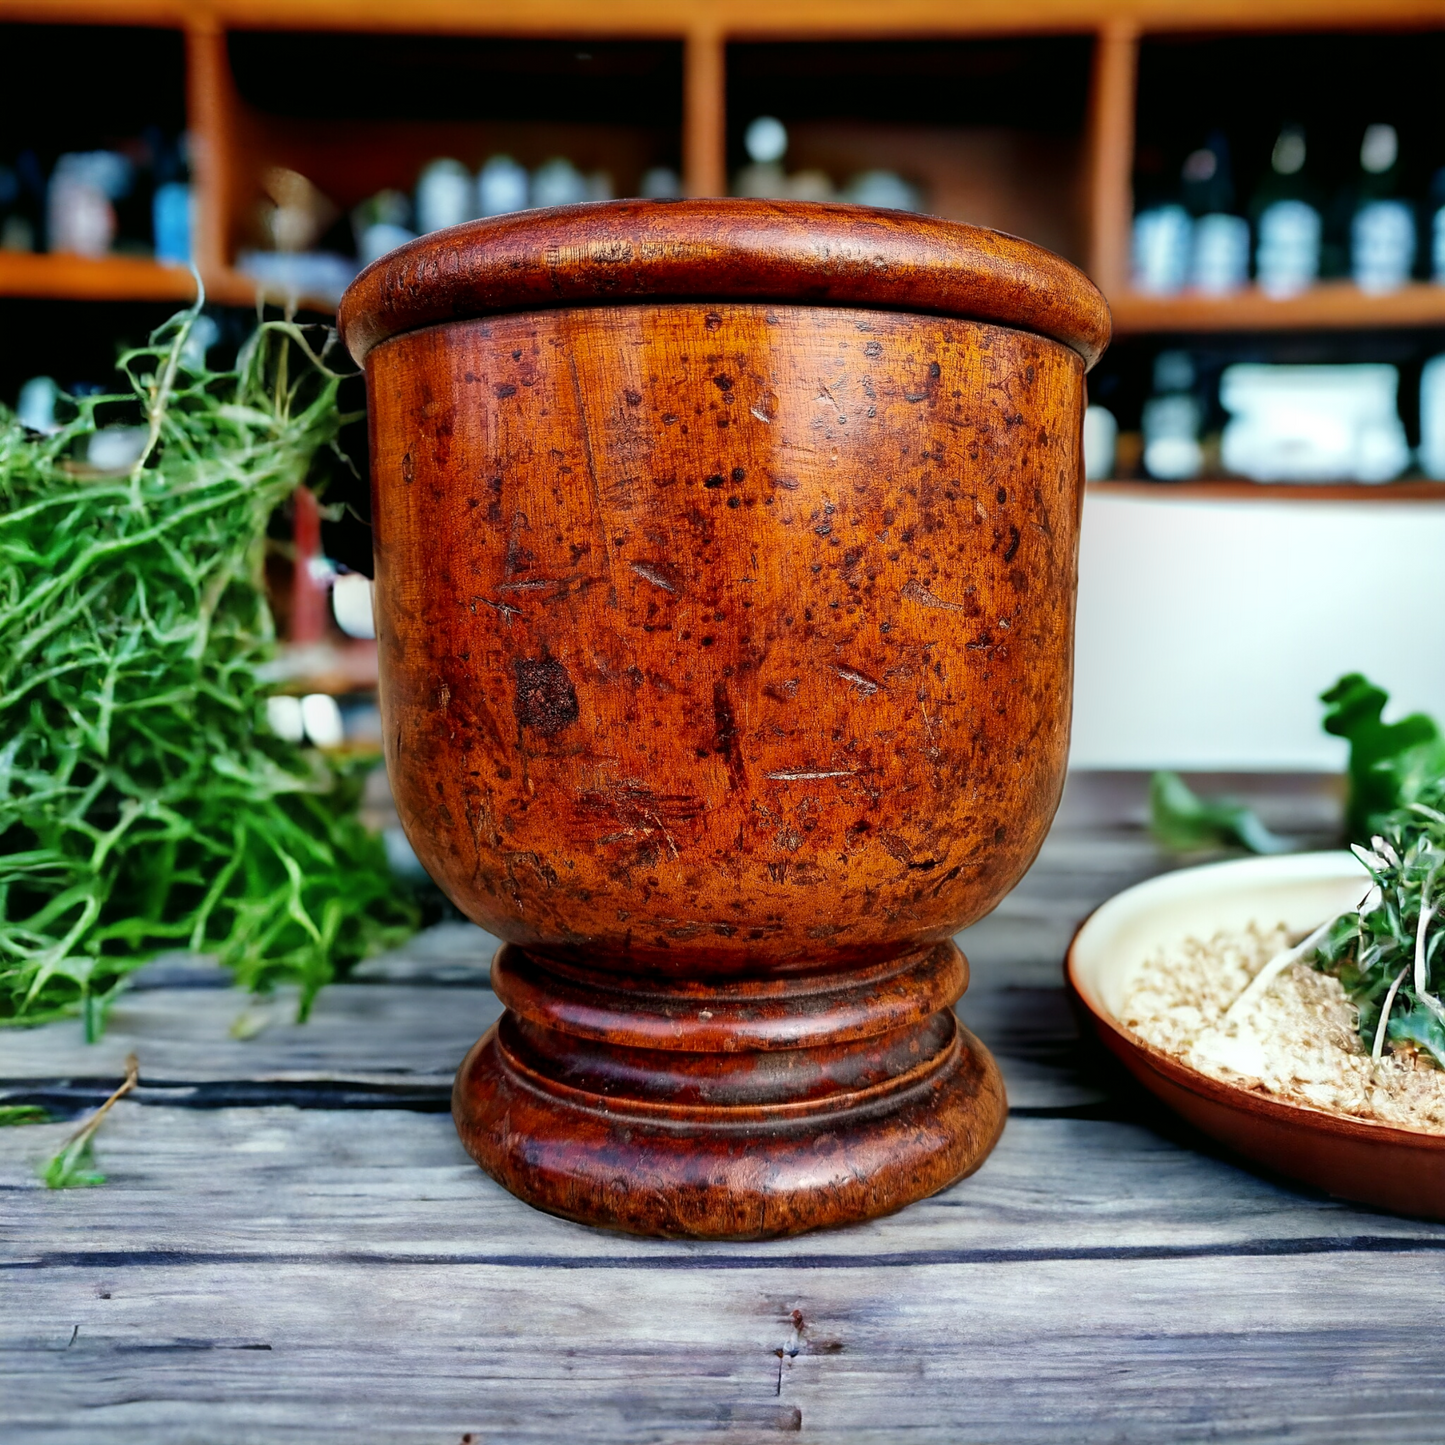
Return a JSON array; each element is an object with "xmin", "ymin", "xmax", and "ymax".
[
  {"xmin": 1346, "ymin": 124, "xmax": 1414, "ymax": 292},
  {"xmin": 3, "ymin": 151, "xmax": 47, "ymax": 252},
  {"xmin": 1250, "ymin": 124, "xmax": 1322, "ymax": 297},
  {"xmin": 1179, "ymin": 129, "xmax": 1235, "ymax": 217}
]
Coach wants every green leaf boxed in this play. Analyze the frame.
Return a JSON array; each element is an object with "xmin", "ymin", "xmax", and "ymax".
[
  {"xmin": 41, "ymin": 1136, "xmax": 106, "ymax": 1189},
  {"xmin": 0, "ymin": 1104, "xmax": 50, "ymax": 1126},
  {"xmin": 1388, "ymin": 1006, "xmax": 1445, "ymax": 1071},
  {"xmin": 1321, "ymin": 673, "xmax": 1445, "ymax": 841},
  {"xmin": 1148, "ymin": 771, "xmax": 1294, "ymax": 855}
]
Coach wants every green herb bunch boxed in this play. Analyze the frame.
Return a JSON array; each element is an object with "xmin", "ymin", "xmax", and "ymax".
[
  {"xmin": 1313, "ymin": 783, "xmax": 1445, "ymax": 1066},
  {"xmin": 0, "ymin": 304, "xmax": 415, "ymax": 1038}
]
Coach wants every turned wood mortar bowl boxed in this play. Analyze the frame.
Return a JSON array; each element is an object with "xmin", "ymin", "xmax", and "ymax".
[{"xmin": 340, "ymin": 200, "xmax": 1110, "ymax": 1238}]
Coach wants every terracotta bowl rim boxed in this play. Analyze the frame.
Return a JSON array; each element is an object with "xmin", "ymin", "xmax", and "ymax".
[
  {"xmin": 1065, "ymin": 850, "xmax": 1445, "ymax": 1151},
  {"xmin": 338, "ymin": 197, "xmax": 1111, "ymax": 369}
]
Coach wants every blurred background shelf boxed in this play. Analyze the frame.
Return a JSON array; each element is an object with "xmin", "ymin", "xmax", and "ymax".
[
  {"xmin": 0, "ymin": 252, "xmax": 198, "ymax": 301},
  {"xmin": 1088, "ymin": 478, "xmax": 1445, "ymax": 502},
  {"xmin": 2, "ymin": 1, "xmax": 1442, "ymax": 317},
  {"xmin": 5, "ymin": 0, "xmax": 1445, "ymax": 762},
  {"xmin": 1112, "ymin": 283, "xmax": 1445, "ymax": 334}
]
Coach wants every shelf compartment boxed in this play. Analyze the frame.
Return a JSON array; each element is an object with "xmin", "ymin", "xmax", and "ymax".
[
  {"xmin": 221, "ymin": 32, "xmax": 684, "ymax": 275},
  {"xmin": 726, "ymin": 37, "xmax": 1094, "ymax": 266},
  {"xmin": 0, "ymin": 22, "xmax": 189, "ymax": 270}
]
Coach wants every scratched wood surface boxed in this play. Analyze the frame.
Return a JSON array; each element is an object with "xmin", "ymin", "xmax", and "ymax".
[{"xmin": 9, "ymin": 772, "xmax": 1445, "ymax": 1444}]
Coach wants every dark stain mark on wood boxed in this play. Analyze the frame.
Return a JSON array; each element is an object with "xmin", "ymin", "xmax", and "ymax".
[
  {"xmin": 513, "ymin": 659, "xmax": 579, "ymax": 737},
  {"xmin": 713, "ymin": 681, "xmax": 744, "ymax": 790}
]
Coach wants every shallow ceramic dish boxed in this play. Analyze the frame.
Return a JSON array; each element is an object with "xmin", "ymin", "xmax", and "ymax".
[{"xmin": 1067, "ymin": 851, "xmax": 1445, "ymax": 1218}]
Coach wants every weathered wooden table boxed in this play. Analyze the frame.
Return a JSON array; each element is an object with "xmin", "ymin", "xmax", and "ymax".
[{"xmin": 7, "ymin": 775, "xmax": 1444, "ymax": 1443}]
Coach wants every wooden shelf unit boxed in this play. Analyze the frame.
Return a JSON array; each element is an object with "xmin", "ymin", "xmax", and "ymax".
[{"xmin": 0, "ymin": 0, "xmax": 1442, "ymax": 324}]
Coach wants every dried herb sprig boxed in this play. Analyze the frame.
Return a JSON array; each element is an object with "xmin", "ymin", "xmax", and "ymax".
[
  {"xmin": 0, "ymin": 303, "xmax": 415, "ymax": 1037},
  {"xmin": 42, "ymin": 1052, "xmax": 138, "ymax": 1188}
]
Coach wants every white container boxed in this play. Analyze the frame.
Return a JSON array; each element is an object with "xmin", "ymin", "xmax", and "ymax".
[
  {"xmin": 843, "ymin": 170, "xmax": 919, "ymax": 210},
  {"xmin": 1189, "ymin": 213, "xmax": 1249, "ymax": 295},
  {"xmin": 1131, "ymin": 206, "xmax": 1192, "ymax": 295},
  {"xmin": 48, "ymin": 152, "xmax": 128, "ymax": 256},
  {"xmin": 1352, "ymin": 200, "xmax": 1416, "ymax": 294},
  {"xmin": 478, "ymin": 155, "xmax": 529, "ymax": 216},
  {"xmin": 1083, "ymin": 405, "xmax": 1118, "ymax": 481},
  {"xmin": 358, "ymin": 222, "xmax": 416, "ymax": 267},
  {"xmin": 530, "ymin": 158, "xmax": 588, "ymax": 209},
  {"xmin": 640, "ymin": 167, "xmax": 682, "ymax": 200},
  {"xmin": 1419, "ymin": 354, "xmax": 1445, "ymax": 481},
  {"xmin": 1141, "ymin": 393, "xmax": 1203, "ymax": 480},
  {"xmin": 1255, "ymin": 200, "xmax": 1321, "ymax": 298},
  {"xmin": 332, "ymin": 573, "xmax": 377, "ymax": 639},
  {"xmin": 1220, "ymin": 364, "xmax": 1409, "ymax": 483},
  {"xmin": 415, "ymin": 159, "xmax": 476, "ymax": 234}
]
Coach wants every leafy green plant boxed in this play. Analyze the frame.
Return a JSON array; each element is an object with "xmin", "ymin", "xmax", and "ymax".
[
  {"xmin": 1149, "ymin": 771, "xmax": 1293, "ymax": 855},
  {"xmin": 0, "ymin": 303, "xmax": 415, "ymax": 1037},
  {"xmin": 1321, "ymin": 673, "xmax": 1445, "ymax": 841},
  {"xmin": 1152, "ymin": 674, "xmax": 1445, "ymax": 859}
]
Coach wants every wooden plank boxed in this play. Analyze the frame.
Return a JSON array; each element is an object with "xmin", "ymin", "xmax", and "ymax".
[
  {"xmin": 0, "ymin": 253, "xmax": 199, "ymax": 303},
  {"xmin": 1110, "ymin": 280, "xmax": 1445, "ymax": 334},
  {"xmin": 0, "ymin": 981, "xmax": 1095, "ymax": 1112},
  {"xmin": 7, "ymin": 1249, "xmax": 1445, "ymax": 1443},
  {"xmin": 12, "ymin": 0, "xmax": 1441, "ymax": 39},
  {"xmin": 6, "ymin": 1105, "xmax": 1445, "ymax": 1263}
]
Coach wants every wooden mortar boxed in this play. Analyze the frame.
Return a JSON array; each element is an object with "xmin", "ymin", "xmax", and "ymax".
[{"xmin": 340, "ymin": 200, "xmax": 1110, "ymax": 1238}]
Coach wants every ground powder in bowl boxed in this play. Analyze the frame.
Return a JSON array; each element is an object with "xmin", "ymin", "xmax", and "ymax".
[{"xmin": 1120, "ymin": 923, "xmax": 1445, "ymax": 1132}]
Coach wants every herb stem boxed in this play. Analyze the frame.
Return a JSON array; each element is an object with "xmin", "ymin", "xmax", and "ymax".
[
  {"xmin": 1373, "ymin": 966, "xmax": 1410, "ymax": 1060},
  {"xmin": 1223, "ymin": 915, "xmax": 1342, "ymax": 1026}
]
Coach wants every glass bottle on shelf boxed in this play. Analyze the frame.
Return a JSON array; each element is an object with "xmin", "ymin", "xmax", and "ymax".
[
  {"xmin": 478, "ymin": 155, "xmax": 529, "ymax": 216},
  {"xmin": 151, "ymin": 132, "xmax": 193, "ymax": 265},
  {"xmin": 3, "ymin": 152, "xmax": 46, "ymax": 253},
  {"xmin": 415, "ymin": 159, "xmax": 476, "ymax": 234},
  {"xmin": 1181, "ymin": 132, "xmax": 1248, "ymax": 295},
  {"xmin": 1350, "ymin": 124, "xmax": 1414, "ymax": 293},
  {"xmin": 1420, "ymin": 354, "xmax": 1445, "ymax": 480},
  {"xmin": 531, "ymin": 158, "xmax": 589, "ymax": 209},
  {"xmin": 1252, "ymin": 124, "xmax": 1321, "ymax": 298},
  {"xmin": 1142, "ymin": 351, "xmax": 1204, "ymax": 481},
  {"xmin": 734, "ymin": 116, "xmax": 789, "ymax": 199},
  {"xmin": 353, "ymin": 189, "xmax": 415, "ymax": 267},
  {"xmin": 0, "ymin": 164, "xmax": 20, "ymax": 250},
  {"xmin": 640, "ymin": 167, "xmax": 683, "ymax": 200},
  {"xmin": 1429, "ymin": 168, "xmax": 1445, "ymax": 283}
]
